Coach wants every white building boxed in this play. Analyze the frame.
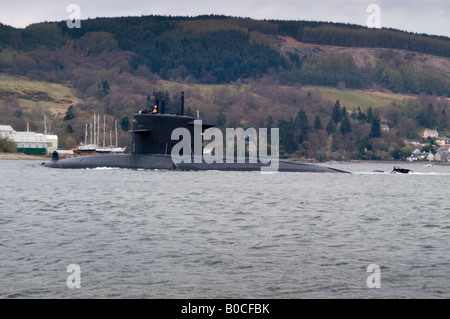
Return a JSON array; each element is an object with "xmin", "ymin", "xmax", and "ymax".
[
  {"xmin": 45, "ymin": 134, "xmax": 59, "ymax": 152},
  {"xmin": 0, "ymin": 124, "xmax": 58, "ymax": 154}
]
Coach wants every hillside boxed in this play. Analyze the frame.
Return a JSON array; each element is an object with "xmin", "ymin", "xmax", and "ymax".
[
  {"xmin": 0, "ymin": 73, "xmax": 78, "ymax": 115},
  {"xmin": 274, "ymin": 35, "xmax": 450, "ymax": 74},
  {"xmin": 0, "ymin": 15, "xmax": 449, "ymax": 160},
  {"xmin": 1, "ymin": 16, "xmax": 449, "ymax": 93}
]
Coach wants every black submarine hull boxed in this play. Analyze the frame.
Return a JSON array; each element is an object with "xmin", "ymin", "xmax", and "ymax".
[
  {"xmin": 41, "ymin": 154, "xmax": 349, "ymax": 173},
  {"xmin": 42, "ymin": 92, "xmax": 350, "ymax": 173}
]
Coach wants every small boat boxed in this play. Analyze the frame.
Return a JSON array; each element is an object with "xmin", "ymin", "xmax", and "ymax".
[
  {"xmin": 73, "ymin": 144, "xmax": 96, "ymax": 155},
  {"xmin": 391, "ymin": 166, "xmax": 413, "ymax": 174},
  {"xmin": 95, "ymin": 146, "xmax": 126, "ymax": 154}
]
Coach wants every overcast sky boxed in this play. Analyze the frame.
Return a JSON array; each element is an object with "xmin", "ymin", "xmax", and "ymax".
[{"xmin": 1, "ymin": 0, "xmax": 449, "ymax": 37}]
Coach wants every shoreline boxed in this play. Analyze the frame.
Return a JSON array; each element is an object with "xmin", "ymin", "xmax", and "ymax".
[
  {"xmin": 1, "ymin": 152, "xmax": 448, "ymax": 166},
  {"xmin": 0, "ymin": 153, "xmax": 49, "ymax": 160}
]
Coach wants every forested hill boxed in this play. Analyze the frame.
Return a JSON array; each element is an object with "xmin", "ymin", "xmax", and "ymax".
[
  {"xmin": 0, "ymin": 15, "xmax": 449, "ymax": 95},
  {"xmin": 1, "ymin": 15, "xmax": 450, "ymax": 160}
]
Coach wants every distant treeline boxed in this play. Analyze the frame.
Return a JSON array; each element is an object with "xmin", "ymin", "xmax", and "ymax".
[
  {"xmin": 55, "ymin": 16, "xmax": 287, "ymax": 83},
  {"xmin": 279, "ymin": 52, "xmax": 450, "ymax": 96},
  {"xmin": 276, "ymin": 21, "xmax": 450, "ymax": 57},
  {"xmin": 0, "ymin": 15, "xmax": 449, "ymax": 95},
  {"xmin": 2, "ymin": 15, "xmax": 449, "ymax": 57}
]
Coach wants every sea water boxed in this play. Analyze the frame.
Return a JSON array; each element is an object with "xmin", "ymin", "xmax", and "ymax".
[{"xmin": 0, "ymin": 160, "xmax": 449, "ymax": 298}]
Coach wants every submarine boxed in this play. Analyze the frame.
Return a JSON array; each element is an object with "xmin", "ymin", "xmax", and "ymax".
[{"xmin": 42, "ymin": 92, "xmax": 349, "ymax": 173}]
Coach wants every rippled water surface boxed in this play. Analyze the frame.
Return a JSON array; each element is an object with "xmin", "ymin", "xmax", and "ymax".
[{"xmin": 1, "ymin": 160, "xmax": 449, "ymax": 298}]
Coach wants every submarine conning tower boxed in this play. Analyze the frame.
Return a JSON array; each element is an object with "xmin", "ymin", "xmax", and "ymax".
[{"xmin": 131, "ymin": 92, "xmax": 214, "ymax": 155}]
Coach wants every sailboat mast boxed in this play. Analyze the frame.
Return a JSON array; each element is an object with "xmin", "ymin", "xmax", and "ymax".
[
  {"xmin": 115, "ymin": 120, "xmax": 118, "ymax": 148},
  {"xmin": 103, "ymin": 115, "xmax": 106, "ymax": 147},
  {"xmin": 94, "ymin": 113, "xmax": 97, "ymax": 148},
  {"xmin": 97, "ymin": 114, "xmax": 100, "ymax": 147}
]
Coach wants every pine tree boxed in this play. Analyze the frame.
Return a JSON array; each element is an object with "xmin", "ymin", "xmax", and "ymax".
[
  {"xmin": 357, "ymin": 106, "xmax": 366, "ymax": 122},
  {"xmin": 438, "ymin": 109, "xmax": 447, "ymax": 131},
  {"xmin": 120, "ymin": 116, "xmax": 130, "ymax": 131},
  {"xmin": 332, "ymin": 100, "xmax": 342, "ymax": 124},
  {"xmin": 295, "ymin": 108, "xmax": 309, "ymax": 143},
  {"xmin": 326, "ymin": 118, "xmax": 336, "ymax": 134},
  {"xmin": 63, "ymin": 105, "xmax": 76, "ymax": 121},
  {"xmin": 279, "ymin": 118, "xmax": 298, "ymax": 154},
  {"xmin": 340, "ymin": 111, "xmax": 352, "ymax": 135},
  {"xmin": 314, "ymin": 115, "xmax": 322, "ymax": 130},
  {"xmin": 370, "ymin": 117, "xmax": 381, "ymax": 138},
  {"xmin": 367, "ymin": 106, "xmax": 374, "ymax": 123},
  {"xmin": 101, "ymin": 79, "xmax": 110, "ymax": 94}
]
